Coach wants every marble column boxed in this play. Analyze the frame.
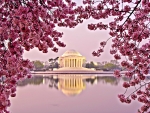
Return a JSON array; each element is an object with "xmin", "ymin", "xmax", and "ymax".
[
  {"xmin": 75, "ymin": 59, "xmax": 77, "ymax": 67},
  {"xmin": 72, "ymin": 59, "xmax": 73, "ymax": 67},
  {"xmin": 70, "ymin": 59, "xmax": 71, "ymax": 67},
  {"xmin": 74, "ymin": 59, "xmax": 75, "ymax": 67},
  {"xmin": 66, "ymin": 59, "xmax": 68, "ymax": 67},
  {"xmin": 80, "ymin": 60, "xmax": 81, "ymax": 67},
  {"xmin": 64, "ymin": 59, "xmax": 65, "ymax": 67},
  {"xmin": 76, "ymin": 59, "xmax": 78, "ymax": 67},
  {"xmin": 66, "ymin": 59, "xmax": 67, "ymax": 67},
  {"xmin": 71, "ymin": 59, "xmax": 72, "ymax": 67}
]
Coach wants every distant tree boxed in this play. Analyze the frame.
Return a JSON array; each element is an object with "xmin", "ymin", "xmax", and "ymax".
[
  {"xmin": 95, "ymin": 64, "xmax": 103, "ymax": 70},
  {"xmin": 49, "ymin": 57, "xmax": 59, "ymax": 70},
  {"xmin": 85, "ymin": 63, "xmax": 90, "ymax": 68},
  {"xmin": 82, "ymin": 59, "xmax": 87, "ymax": 67},
  {"xmin": 103, "ymin": 63, "xmax": 116, "ymax": 71},
  {"xmin": 54, "ymin": 57, "xmax": 59, "ymax": 61},
  {"xmin": 90, "ymin": 61, "xmax": 95, "ymax": 68},
  {"xmin": 49, "ymin": 57, "xmax": 59, "ymax": 63},
  {"xmin": 85, "ymin": 61, "xmax": 97, "ymax": 68},
  {"xmin": 53, "ymin": 62, "xmax": 59, "ymax": 68},
  {"xmin": 33, "ymin": 61, "xmax": 44, "ymax": 69},
  {"xmin": 49, "ymin": 58, "xmax": 53, "ymax": 62}
]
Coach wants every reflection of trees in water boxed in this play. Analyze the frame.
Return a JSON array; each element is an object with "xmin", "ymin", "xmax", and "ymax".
[
  {"xmin": 17, "ymin": 76, "xmax": 44, "ymax": 87},
  {"xmin": 86, "ymin": 76, "xmax": 119, "ymax": 85},
  {"xmin": 17, "ymin": 76, "xmax": 58, "ymax": 88},
  {"xmin": 17, "ymin": 75, "xmax": 123, "ymax": 87},
  {"xmin": 96, "ymin": 76, "xmax": 120, "ymax": 86},
  {"xmin": 122, "ymin": 76, "xmax": 150, "ymax": 82},
  {"xmin": 49, "ymin": 78, "xmax": 58, "ymax": 89},
  {"xmin": 86, "ymin": 78, "xmax": 96, "ymax": 85},
  {"xmin": 121, "ymin": 77, "xmax": 130, "ymax": 81}
]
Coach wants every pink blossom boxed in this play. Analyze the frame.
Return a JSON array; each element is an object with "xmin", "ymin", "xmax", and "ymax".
[
  {"xmin": 124, "ymin": 5, "xmax": 131, "ymax": 12},
  {"xmin": 131, "ymin": 94, "xmax": 137, "ymax": 100},
  {"xmin": 123, "ymin": 82, "xmax": 130, "ymax": 88},
  {"xmin": 114, "ymin": 54, "xmax": 121, "ymax": 60},
  {"xmin": 114, "ymin": 70, "xmax": 121, "ymax": 77},
  {"xmin": 100, "ymin": 41, "xmax": 106, "ymax": 47}
]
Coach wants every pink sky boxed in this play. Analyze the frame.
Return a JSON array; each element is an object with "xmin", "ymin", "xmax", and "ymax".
[
  {"xmin": 23, "ymin": 19, "xmax": 114, "ymax": 62},
  {"xmin": 23, "ymin": 0, "xmax": 115, "ymax": 62},
  {"xmin": 23, "ymin": 0, "xmax": 149, "ymax": 62}
]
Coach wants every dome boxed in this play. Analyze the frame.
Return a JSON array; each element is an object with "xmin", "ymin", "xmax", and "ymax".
[{"xmin": 62, "ymin": 49, "xmax": 82, "ymax": 57}]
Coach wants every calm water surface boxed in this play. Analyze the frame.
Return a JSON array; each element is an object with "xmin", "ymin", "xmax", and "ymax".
[{"xmin": 9, "ymin": 74, "xmax": 143, "ymax": 113}]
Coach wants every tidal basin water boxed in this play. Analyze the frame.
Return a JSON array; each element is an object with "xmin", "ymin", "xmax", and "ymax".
[{"xmin": 9, "ymin": 74, "xmax": 144, "ymax": 113}]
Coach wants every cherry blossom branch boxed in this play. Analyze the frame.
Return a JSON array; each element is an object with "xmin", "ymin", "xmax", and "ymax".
[
  {"xmin": 127, "ymin": 82, "xmax": 150, "ymax": 98},
  {"xmin": 122, "ymin": 0, "xmax": 141, "ymax": 26}
]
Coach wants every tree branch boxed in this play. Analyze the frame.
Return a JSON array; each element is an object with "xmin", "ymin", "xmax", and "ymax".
[{"xmin": 122, "ymin": 0, "xmax": 141, "ymax": 26}]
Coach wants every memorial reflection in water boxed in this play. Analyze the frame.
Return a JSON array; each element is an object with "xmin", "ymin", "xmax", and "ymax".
[
  {"xmin": 57, "ymin": 75, "xmax": 85, "ymax": 96},
  {"xmin": 11, "ymin": 74, "xmax": 148, "ymax": 113},
  {"xmin": 17, "ymin": 74, "xmax": 121, "ymax": 96}
]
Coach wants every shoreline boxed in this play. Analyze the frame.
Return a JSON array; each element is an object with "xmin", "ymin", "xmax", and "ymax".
[{"xmin": 31, "ymin": 71, "xmax": 127, "ymax": 75}]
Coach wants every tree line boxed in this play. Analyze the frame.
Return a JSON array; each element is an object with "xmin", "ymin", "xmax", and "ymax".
[{"xmin": 32, "ymin": 59, "xmax": 122, "ymax": 71}]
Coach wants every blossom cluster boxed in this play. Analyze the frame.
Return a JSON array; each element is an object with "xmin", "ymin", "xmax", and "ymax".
[
  {"xmin": 0, "ymin": 0, "xmax": 79, "ymax": 112},
  {"xmin": 75, "ymin": 0, "xmax": 150, "ymax": 112}
]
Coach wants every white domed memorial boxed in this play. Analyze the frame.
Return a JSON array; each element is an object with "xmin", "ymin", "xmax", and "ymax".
[
  {"xmin": 54, "ymin": 49, "xmax": 96, "ymax": 73},
  {"xmin": 59, "ymin": 49, "xmax": 85, "ymax": 68}
]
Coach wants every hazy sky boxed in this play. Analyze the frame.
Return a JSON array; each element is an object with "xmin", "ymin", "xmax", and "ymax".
[
  {"xmin": 23, "ymin": 18, "xmax": 115, "ymax": 62},
  {"xmin": 22, "ymin": 1, "xmax": 148, "ymax": 62},
  {"xmin": 23, "ymin": 0, "xmax": 114, "ymax": 62}
]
